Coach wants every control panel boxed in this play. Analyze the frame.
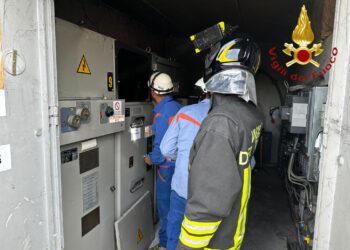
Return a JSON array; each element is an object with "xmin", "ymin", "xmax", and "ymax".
[
  {"xmin": 100, "ymin": 100, "xmax": 125, "ymax": 124},
  {"xmin": 61, "ymin": 102, "xmax": 91, "ymax": 133},
  {"xmin": 60, "ymin": 100, "xmax": 125, "ymax": 146}
]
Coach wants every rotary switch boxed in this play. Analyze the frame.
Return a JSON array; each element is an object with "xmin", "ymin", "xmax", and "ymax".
[
  {"xmin": 105, "ymin": 106, "xmax": 114, "ymax": 117},
  {"xmin": 77, "ymin": 107, "xmax": 90, "ymax": 120},
  {"xmin": 67, "ymin": 114, "xmax": 81, "ymax": 129}
]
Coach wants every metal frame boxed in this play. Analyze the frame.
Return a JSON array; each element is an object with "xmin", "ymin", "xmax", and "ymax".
[
  {"xmin": 314, "ymin": 0, "xmax": 350, "ymax": 248},
  {"xmin": 39, "ymin": 1, "xmax": 64, "ymax": 248},
  {"xmin": 0, "ymin": 0, "xmax": 63, "ymax": 249}
]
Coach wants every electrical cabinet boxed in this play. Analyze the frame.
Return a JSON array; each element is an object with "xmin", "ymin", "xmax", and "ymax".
[
  {"xmin": 115, "ymin": 102, "xmax": 154, "ymax": 219},
  {"xmin": 59, "ymin": 99, "xmax": 125, "ymax": 250},
  {"xmin": 56, "ymin": 19, "xmax": 125, "ymax": 250},
  {"xmin": 302, "ymin": 86, "xmax": 328, "ymax": 181}
]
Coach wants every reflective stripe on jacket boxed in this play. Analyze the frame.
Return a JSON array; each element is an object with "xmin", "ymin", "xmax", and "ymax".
[
  {"xmin": 149, "ymin": 95, "xmax": 182, "ymax": 166},
  {"xmin": 160, "ymin": 99, "xmax": 210, "ymax": 199},
  {"xmin": 177, "ymin": 94, "xmax": 263, "ymax": 250}
]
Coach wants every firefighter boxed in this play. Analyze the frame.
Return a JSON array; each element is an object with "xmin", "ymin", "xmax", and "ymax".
[
  {"xmin": 176, "ymin": 34, "xmax": 264, "ymax": 250},
  {"xmin": 160, "ymin": 78, "xmax": 210, "ymax": 250},
  {"xmin": 144, "ymin": 72, "xmax": 182, "ymax": 250}
]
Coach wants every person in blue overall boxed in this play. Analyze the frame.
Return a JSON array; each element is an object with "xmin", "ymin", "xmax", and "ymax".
[
  {"xmin": 160, "ymin": 78, "xmax": 210, "ymax": 250},
  {"xmin": 144, "ymin": 72, "xmax": 182, "ymax": 250}
]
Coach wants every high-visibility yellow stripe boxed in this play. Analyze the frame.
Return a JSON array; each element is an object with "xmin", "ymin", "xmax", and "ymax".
[
  {"xmin": 232, "ymin": 166, "xmax": 252, "ymax": 249},
  {"xmin": 241, "ymin": 166, "xmax": 252, "ymax": 239},
  {"xmin": 182, "ymin": 222, "xmax": 219, "ymax": 235},
  {"xmin": 190, "ymin": 35, "xmax": 196, "ymax": 41},
  {"xmin": 182, "ymin": 216, "xmax": 221, "ymax": 235},
  {"xmin": 182, "ymin": 222, "xmax": 220, "ymax": 236},
  {"xmin": 205, "ymin": 166, "xmax": 252, "ymax": 250},
  {"xmin": 179, "ymin": 231, "xmax": 211, "ymax": 248},
  {"xmin": 184, "ymin": 216, "xmax": 221, "ymax": 227},
  {"xmin": 195, "ymin": 48, "xmax": 201, "ymax": 53},
  {"xmin": 181, "ymin": 227, "xmax": 213, "ymax": 241}
]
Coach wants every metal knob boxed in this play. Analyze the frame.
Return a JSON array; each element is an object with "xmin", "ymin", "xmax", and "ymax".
[
  {"xmin": 67, "ymin": 115, "xmax": 81, "ymax": 129},
  {"xmin": 105, "ymin": 106, "xmax": 114, "ymax": 117},
  {"xmin": 77, "ymin": 107, "xmax": 90, "ymax": 120}
]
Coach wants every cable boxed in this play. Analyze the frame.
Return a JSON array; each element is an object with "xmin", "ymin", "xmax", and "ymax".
[
  {"xmin": 285, "ymin": 135, "xmax": 318, "ymax": 249},
  {"xmin": 286, "ymin": 136, "xmax": 313, "ymax": 209}
]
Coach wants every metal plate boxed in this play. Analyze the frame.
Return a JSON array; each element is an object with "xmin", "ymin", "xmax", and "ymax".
[
  {"xmin": 60, "ymin": 107, "xmax": 78, "ymax": 133},
  {"xmin": 80, "ymin": 148, "xmax": 99, "ymax": 174},
  {"xmin": 56, "ymin": 19, "xmax": 115, "ymax": 99},
  {"xmin": 61, "ymin": 136, "xmax": 116, "ymax": 250},
  {"xmin": 82, "ymin": 207, "xmax": 100, "ymax": 236},
  {"xmin": 115, "ymin": 191, "xmax": 154, "ymax": 250}
]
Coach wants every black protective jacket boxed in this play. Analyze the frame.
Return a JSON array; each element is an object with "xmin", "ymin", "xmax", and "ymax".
[{"xmin": 177, "ymin": 94, "xmax": 263, "ymax": 250}]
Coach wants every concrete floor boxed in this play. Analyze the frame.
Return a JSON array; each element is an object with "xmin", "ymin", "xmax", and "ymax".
[{"xmin": 241, "ymin": 167, "xmax": 297, "ymax": 250}]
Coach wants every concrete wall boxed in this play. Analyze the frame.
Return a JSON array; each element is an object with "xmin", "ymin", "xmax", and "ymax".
[{"xmin": 255, "ymin": 73, "xmax": 283, "ymax": 165}]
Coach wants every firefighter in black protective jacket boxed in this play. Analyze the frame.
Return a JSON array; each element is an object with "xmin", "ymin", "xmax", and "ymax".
[{"xmin": 177, "ymin": 34, "xmax": 264, "ymax": 250}]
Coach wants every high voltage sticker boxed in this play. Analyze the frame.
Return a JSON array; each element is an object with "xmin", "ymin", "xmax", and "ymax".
[{"xmin": 77, "ymin": 55, "xmax": 91, "ymax": 74}]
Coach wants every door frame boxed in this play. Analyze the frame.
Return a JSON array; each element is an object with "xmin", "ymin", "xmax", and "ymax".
[{"xmin": 314, "ymin": 0, "xmax": 350, "ymax": 249}]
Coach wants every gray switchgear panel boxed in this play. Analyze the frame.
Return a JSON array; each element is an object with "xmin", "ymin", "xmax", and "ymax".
[
  {"xmin": 56, "ymin": 18, "xmax": 124, "ymax": 250},
  {"xmin": 115, "ymin": 102, "xmax": 154, "ymax": 219}
]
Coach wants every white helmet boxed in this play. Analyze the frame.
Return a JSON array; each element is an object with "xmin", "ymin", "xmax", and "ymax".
[
  {"xmin": 194, "ymin": 77, "xmax": 207, "ymax": 93},
  {"xmin": 148, "ymin": 72, "xmax": 174, "ymax": 95}
]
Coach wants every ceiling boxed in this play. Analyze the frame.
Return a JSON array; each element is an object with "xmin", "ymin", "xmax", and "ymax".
[{"xmin": 101, "ymin": 0, "xmax": 319, "ymax": 43}]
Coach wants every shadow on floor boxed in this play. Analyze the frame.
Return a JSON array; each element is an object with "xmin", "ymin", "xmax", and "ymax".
[{"xmin": 241, "ymin": 167, "xmax": 297, "ymax": 250}]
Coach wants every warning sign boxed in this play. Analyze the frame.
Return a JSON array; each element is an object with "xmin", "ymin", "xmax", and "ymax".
[
  {"xmin": 137, "ymin": 228, "xmax": 143, "ymax": 244},
  {"xmin": 77, "ymin": 55, "xmax": 91, "ymax": 74},
  {"xmin": 113, "ymin": 100, "xmax": 122, "ymax": 115}
]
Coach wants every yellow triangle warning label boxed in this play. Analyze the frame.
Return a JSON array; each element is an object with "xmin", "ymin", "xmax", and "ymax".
[
  {"xmin": 137, "ymin": 228, "xmax": 143, "ymax": 244},
  {"xmin": 77, "ymin": 55, "xmax": 91, "ymax": 74}
]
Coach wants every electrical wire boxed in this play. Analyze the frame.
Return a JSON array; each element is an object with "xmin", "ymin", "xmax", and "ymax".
[{"xmin": 286, "ymin": 136, "xmax": 313, "ymax": 210}]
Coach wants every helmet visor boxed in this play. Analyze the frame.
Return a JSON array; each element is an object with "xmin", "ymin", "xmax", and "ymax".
[{"xmin": 205, "ymin": 43, "xmax": 221, "ymax": 69}]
